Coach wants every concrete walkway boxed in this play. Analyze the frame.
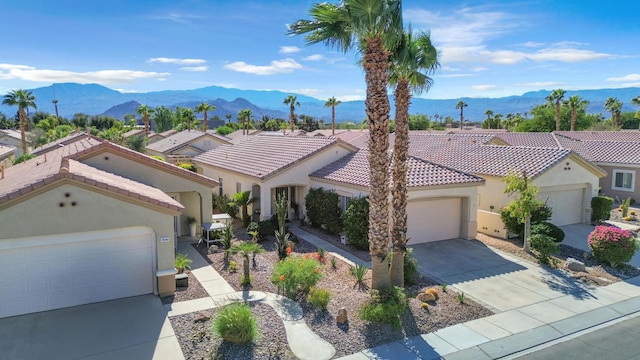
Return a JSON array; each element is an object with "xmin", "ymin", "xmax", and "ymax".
[{"xmin": 170, "ymin": 238, "xmax": 336, "ymax": 360}]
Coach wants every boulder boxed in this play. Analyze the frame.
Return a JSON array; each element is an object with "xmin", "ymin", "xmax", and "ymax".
[
  {"xmin": 416, "ymin": 292, "xmax": 436, "ymax": 302},
  {"xmin": 336, "ymin": 308, "xmax": 348, "ymax": 324},
  {"xmin": 565, "ymin": 257, "xmax": 586, "ymax": 272},
  {"xmin": 208, "ymin": 244, "xmax": 220, "ymax": 254}
]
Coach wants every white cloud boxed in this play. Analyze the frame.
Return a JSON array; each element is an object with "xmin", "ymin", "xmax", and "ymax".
[
  {"xmin": 223, "ymin": 58, "xmax": 302, "ymax": 75},
  {"xmin": 472, "ymin": 84, "xmax": 498, "ymax": 91},
  {"xmin": 0, "ymin": 63, "xmax": 170, "ymax": 84},
  {"xmin": 472, "ymin": 67, "xmax": 488, "ymax": 72},
  {"xmin": 179, "ymin": 66, "xmax": 208, "ymax": 72},
  {"xmin": 607, "ymin": 74, "xmax": 640, "ymax": 82},
  {"xmin": 439, "ymin": 73, "xmax": 475, "ymax": 78},
  {"xmin": 302, "ymin": 54, "xmax": 323, "ymax": 61},
  {"xmin": 337, "ymin": 94, "xmax": 365, "ymax": 101},
  {"xmin": 286, "ymin": 88, "xmax": 324, "ymax": 97},
  {"xmin": 516, "ymin": 81, "xmax": 564, "ymax": 88},
  {"xmin": 528, "ymin": 48, "xmax": 611, "ymax": 62},
  {"xmin": 519, "ymin": 41, "xmax": 545, "ymax": 48},
  {"xmin": 148, "ymin": 57, "xmax": 206, "ymax": 65},
  {"xmin": 149, "ymin": 12, "xmax": 205, "ymax": 24},
  {"xmin": 279, "ymin": 46, "xmax": 301, "ymax": 54}
]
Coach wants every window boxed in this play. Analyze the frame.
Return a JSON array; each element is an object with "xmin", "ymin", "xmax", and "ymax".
[
  {"xmin": 236, "ymin": 182, "xmax": 241, "ymax": 193},
  {"xmin": 612, "ymin": 170, "xmax": 635, "ymax": 192},
  {"xmin": 218, "ymin": 178, "xmax": 223, "ymax": 196},
  {"xmin": 339, "ymin": 195, "xmax": 351, "ymax": 212}
]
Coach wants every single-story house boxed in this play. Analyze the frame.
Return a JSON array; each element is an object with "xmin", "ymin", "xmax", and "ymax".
[
  {"xmin": 146, "ymin": 130, "xmax": 231, "ymax": 163},
  {"xmin": 31, "ymin": 130, "xmax": 86, "ymax": 156},
  {"xmin": 0, "ymin": 136, "xmax": 218, "ymax": 318},
  {"xmin": 123, "ymin": 128, "xmax": 177, "ymax": 144},
  {"xmin": 0, "ymin": 129, "xmax": 29, "ymax": 157},
  {"xmin": 0, "ymin": 144, "xmax": 16, "ymax": 168}
]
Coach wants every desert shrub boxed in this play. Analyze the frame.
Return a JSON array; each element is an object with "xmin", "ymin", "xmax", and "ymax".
[
  {"xmin": 175, "ymin": 253, "xmax": 192, "ymax": 273},
  {"xmin": 591, "ymin": 196, "xmax": 614, "ymax": 224},
  {"xmin": 404, "ymin": 248, "xmax": 419, "ymax": 285},
  {"xmin": 349, "ymin": 263, "xmax": 368, "ymax": 284},
  {"xmin": 177, "ymin": 162, "xmax": 197, "ymax": 172},
  {"xmin": 500, "ymin": 201, "xmax": 553, "ymax": 238},
  {"xmin": 529, "ymin": 233, "xmax": 559, "ymax": 264},
  {"xmin": 531, "ymin": 222, "xmax": 565, "ymax": 243},
  {"xmin": 342, "ymin": 197, "xmax": 369, "ymax": 250},
  {"xmin": 12, "ymin": 153, "xmax": 36, "ymax": 165},
  {"xmin": 212, "ymin": 194, "xmax": 238, "ymax": 219},
  {"xmin": 150, "ymin": 155, "xmax": 165, "ymax": 162},
  {"xmin": 212, "ymin": 302, "xmax": 257, "ymax": 344},
  {"xmin": 215, "ymin": 125, "xmax": 235, "ymax": 136},
  {"xmin": 588, "ymin": 225, "xmax": 638, "ymax": 267},
  {"xmin": 270, "ymin": 255, "xmax": 322, "ymax": 298},
  {"xmin": 307, "ymin": 288, "xmax": 331, "ymax": 310},
  {"xmin": 358, "ymin": 287, "xmax": 408, "ymax": 329},
  {"xmin": 617, "ymin": 196, "xmax": 632, "ymax": 217}
]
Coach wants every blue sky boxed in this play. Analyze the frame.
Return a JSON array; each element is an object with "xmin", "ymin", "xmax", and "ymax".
[{"xmin": 1, "ymin": 0, "xmax": 638, "ymax": 101}]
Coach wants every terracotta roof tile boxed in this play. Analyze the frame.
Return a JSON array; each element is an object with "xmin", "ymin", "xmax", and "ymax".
[
  {"xmin": 492, "ymin": 132, "xmax": 559, "ymax": 147},
  {"xmin": 146, "ymin": 130, "xmax": 231, "ymax": 153},
  {"xmin": 581, "ymin": 141, "xmax": 640, "ymax": 164},
  {"xmin": 555, "ymin": 131, "xmax": 640, "ymax": 142}
]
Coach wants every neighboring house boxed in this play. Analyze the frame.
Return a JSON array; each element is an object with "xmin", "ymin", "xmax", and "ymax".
[
  {"xmin": 146, "ymin": 130, "xmax": 231, "ymax": 163},
  {"xmin": 310, "ymin": 149, "xmax": 485, "ymax": 244},
  {"xmin": 123, "ymin": 129, "xmax": 177, "ymax": 144},
  {"xmin": 0, "ymin": 129, "xmax": 29, "ymax": 157},
  {"xmin": 194, "ymin": 135, "xmax": 358, "ymax": 221},
  {"xmin": 0, "ymin": 144, "xmax": 16, "ymax": 168},
  {"xmin": 0, "ymin": 137, "xmax": 218, "ymax": 318},
  {"xmin": 31, "ymin": 130, "xmax": 87, "ymax": 156}
]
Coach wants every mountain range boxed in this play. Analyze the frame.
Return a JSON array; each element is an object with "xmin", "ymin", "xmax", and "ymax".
[{"xmin": 1, "ymin": 82, "xmax": 639, "ymax": 123}]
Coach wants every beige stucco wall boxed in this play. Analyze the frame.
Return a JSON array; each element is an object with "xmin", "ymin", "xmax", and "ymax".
[
  {"xmin": 0, "ymin": 136, "xmax": 26, "ymax": 157},
  {"xmin": 0, "ymin": 182, "xmax": 178, "ymax": 295},
  {"xmin": 598, "ymin": 164, "xmax": 639, "ymax": 203}
]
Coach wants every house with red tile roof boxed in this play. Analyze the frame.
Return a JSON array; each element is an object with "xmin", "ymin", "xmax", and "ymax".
[
  {"xmin": 146, "ymin": 129, "xmax": 231, "ymax": 163},
  {"xmin": 0, "ymin": 137, "xmax": 219, "ymax": 318}
]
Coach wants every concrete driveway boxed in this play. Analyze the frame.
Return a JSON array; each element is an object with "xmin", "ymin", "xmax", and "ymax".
[
  {"xmin": 411, "ymin": 239, "xmax": 596, "ymax": 313},
  {"xmin": 0, "ymin": 295, "xmax": 183, "ymax": 360}
]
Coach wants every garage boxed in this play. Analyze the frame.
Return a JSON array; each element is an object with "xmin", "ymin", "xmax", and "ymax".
[
  {"xmin": 538, "ymin": 188, "xmax": 584, "ymax": 226},
  {"xmin": 407, "ymin": 197, "xmax": 462, "ymax": 245},
  {"xmin": 0, "ymin": 227, "xmax": 154, "ymax": 318}
]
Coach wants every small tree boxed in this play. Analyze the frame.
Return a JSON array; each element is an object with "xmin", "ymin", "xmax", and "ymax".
[
  {"xmin": 228, "ymin": 241, "xmax": 265, "ymax": 285},
  {"xmin": 274, "ymin": 195, "xmax": 291, "ymax": 260},
  {"xmin": 503, "ymin": 170, "xmax": 541, "ymax": 252},
  {"xmin": 231, "ymin": 190, "xmax": 256, "ymax": 227}
]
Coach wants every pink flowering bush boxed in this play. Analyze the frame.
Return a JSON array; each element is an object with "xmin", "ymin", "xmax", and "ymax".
[{"xmin": 587, "ymin": 225, "xmax": 638, "ymax": 267}]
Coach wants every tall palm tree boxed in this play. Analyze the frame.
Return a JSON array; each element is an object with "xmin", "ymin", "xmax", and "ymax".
[
  {"xmin": 455, "ymin": 100, "xmax": 467, "ymax": 129},
  {"xmin": 604, "ymin": 97, "xmax": 623, "ymax": 127},
  {"xmin": 484, "ymin": 109, "xmax": 494, "ymax": 129},
  {"xmin": 52, "ymin": 99, "xmax": 60, "ymax": 124},
  {"xmin": 135, "ymin": 104, "xmax": 154, "ymax": 138},
  {"xmin": 324, "ymin": 96, "xmax": 341, "ymax": 135},
  {"xmin": 289, "ymin": 0, "xmax": 403, "ymax": 290},
  {"xmin": 564, "ymin": 95, "xmax": 588, "ymax": 131},
  {"xmin": 238, "ymin": 109, "xmax": 252, "ymax": 135},
  {"xmin": 283, "ymin": 95, "xmax": 300, "ymax": 133},
  {"xmin": 494, "ymin": 113, "xmax": 503, "ymax": 129},
  {"xmin": 181, "ymin": 108, "xmax": 196, "ymax": 131},
  {"xmin": 387, "ymin": 29, "xmax": 438, "ymax": 287},
  {"xmin": 545, "ymin": 89, "xmax": 566, "ymax": 131},
  {"xmin": 504, "ymin": 113, "xmax": 515, "ymax": 130},
  {"xmin": 195, "ymin": 102, "xmax": 215, "ymax": 131},
  {"xmin": 3, "ymin": 89, "xmax": 37, "ymax": 155}
]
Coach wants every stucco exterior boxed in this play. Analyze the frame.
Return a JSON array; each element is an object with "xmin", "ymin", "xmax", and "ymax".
[{"xmin": 598, "ymin": 163, "xmax": 639, "ymax": 204}]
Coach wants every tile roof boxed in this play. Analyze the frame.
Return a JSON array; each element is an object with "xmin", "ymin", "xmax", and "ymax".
[
  {"xmin": 159, "ymin": 129, "xmax": 178, "ymax": 137},
  {"xmin": 310, "ymin": 149, "xmax": 484, "ymax": 188},
  {"xmin": 331, "ymin": 130, "xmax": 370, "ymax": 149},
  {"xmin": 146, "ymin": 130, "xmax": 231, "ymax": 153},
  {"xmin": 554, "ymin": 131, "xmax": 640, "ymax": 142},
  {"xmin": 32, "ymin": 130, "xmax": 88, "ymax": 156},
  {"xmin": 581, "ymin": 141, "xmax": 640, "ymax": 164},
  {"xmin": 194, "ymin": 135, "xmax": 356, "ymax": 180},
  {"xmin": 0, "ymin": 129, "xmax": 22, "ymax": 140},
  {"xmin": 123, "ymin": 129, "xmax": 147, "ymax": 138},
  {"xmin": 492, "ymin": 132, "xmax": 560, "ymax": 148},
  {"xmin": 0, "ymin": 144, "xmax": 16, "ymax": 159}
]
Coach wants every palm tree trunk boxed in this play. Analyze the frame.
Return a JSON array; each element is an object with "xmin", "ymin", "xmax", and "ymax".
[
  {"xmin": 524, "ymin": 215, "xmax": 531, "ymax": 252},
  {"xmin": 571, "ymin": 108, "xmax": 576, "ymax": 131},
  {"xmin": 332, "ymin": 106, "xmax": 336, "ymax": 135},
  {"xmin": 555, "ymin": 102, "xmax": 561, "ymax": 131},
  {"xmin": 144, "ymin": 117, "xmax": 149, "ymax": 138},
  {"xmin": 390, "ymin": 80, "xmax": 410, "ymax": 287},
  {"xmin": 19, "ymin": 108, "xmax": 28, "ymax": 155},
  {"xmin": 364, "ymin": 36, "xmax": 391, "ymax": 290},
  {"xmin": 290, "ymin": 110, "xmax": 295, "ymax": 133},
  {"xmin": 203, "ymin": 111, "xmax": 208, "ymax": 131},
  {"xmin": 243, "ymin": 256, "xmax": 250, "ymax": 283}
]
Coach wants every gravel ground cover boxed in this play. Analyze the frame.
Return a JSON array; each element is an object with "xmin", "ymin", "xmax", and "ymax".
[{"xmin": 161, "ymin": 271, "xmax": 209, "ymax": 305}]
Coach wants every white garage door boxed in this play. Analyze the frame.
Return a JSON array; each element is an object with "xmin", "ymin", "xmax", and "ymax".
[
  {"xmin": 407, "ymin": 198, "xmax": 462, "ymax": 245},
  {"xmin": 0, "ymin": 227, "xmax": 154, "ymax": 318},
  {"xmin": 539, "ymin": 188, "xmax": 584, "ymax": 226}
]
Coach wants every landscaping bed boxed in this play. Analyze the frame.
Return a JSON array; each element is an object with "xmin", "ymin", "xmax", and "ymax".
[
  {"xmin": 169, "ymin": 233, "xmax": 491, "ymax": 359},
  {"xmin": 161, "ymin": 271, "xmax": 209, "ymax": 305}
]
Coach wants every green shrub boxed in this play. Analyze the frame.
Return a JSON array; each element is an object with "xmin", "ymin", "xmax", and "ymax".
[
  {"xmin": 404, "ymin": 248, "xmax": 419, "ymax": 285},
  {"xmin": 177, "ymin": 162, "xmax": 197, "ymax": 172},
  {"xmin": 150, "ymin": 155, "xmax": 165, "ymax": 162},
  {"xmin": 257, "ymin": 220, "xmax": 275, "ymax": 242},
  {"xmin": 215, "ymin": 125, "xmax": 235, "ymax": 136},
  {"xmin": 304, "ymin": 187, "xmax": 342, "ymax": 233},
  {"xmin": 531, "ymin": 222, "xmax": 565, "ymax": 243},
  {"xmin": 12, "ymin": 153, "xmax": 36, "ymax": 165},
  {"xmin": 307, "ymin": 288, "xmax": 331, "ymax": 310},
  {"xmin": 500, "ymin": 201, "xmax": 552, "ymax": 238},
  {"xmin": 591, "ymin": 196, "xmax": 614, "ymax": 224},
  {"xmin": 212, "ymin": 302, "xmax": 257, "ymax": 344},
  {"xmin": 529, "ymin": 233, "xmax": 559, "ymax": 264},
  {"xmin": 304, "ymin": 188, "xmax": 323, "ymax": 227},
  {"xmin": 358, "ymin": 287, "xmax": 408, "ymax": 329},
  {"xmin": 342, "ymin": 197, "xmax": 369, "ymax": 250},
  {"xmin": 588, "ymin": 225, "xmax": 638, "ymax": 267},
  {"xmin": 175, "ymin": 253, "xmax": 192, "ymax": 273},
  {"xmin": 270, "ymin": 255, "xmax": 322, "ymax": 298},
  {"xmin": 212, "ymin": 194, "xmax": 238, "ymax": 219},
  {"xmin": 617, "ymin": 196, "xmax": 632, "ymax": 217},
  {"xmin": 349, "ymin": 263, "xmax": 368, "ymax": 284}
]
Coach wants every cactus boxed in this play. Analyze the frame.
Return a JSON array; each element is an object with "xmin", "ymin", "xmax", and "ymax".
[{"xmin": 617, "ymin": 196, "xmax": 631, "ymax": 217}]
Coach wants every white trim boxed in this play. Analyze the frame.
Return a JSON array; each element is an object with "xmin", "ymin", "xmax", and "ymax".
[
  {"xmin": 0, "ymin": 226, "xmax": 153, "ymax": 250},
  {"xmin": 157, "ymin": 268, "xmax": 178, "ymax": 277},
  {"xmin": 612, "ymin": 169, "xmax": 635, "ymax": 192}
]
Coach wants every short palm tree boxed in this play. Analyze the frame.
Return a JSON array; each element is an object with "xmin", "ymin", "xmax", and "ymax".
[
  {"xmin": 388, "ymin": 28, "xmax": 439, "ymax": 287},
  {"xmin": 283, "ymin": 95, "xmax": 300, "ymax": 133},
  {"xmin": 228, "ymin": 241, "xmax": 265, "ymax": 285},
  {"xmin": 324, "ymin": 97, "xmax": 341, "ymax": 135},
  {"xmin": 545, "ymin": 89, "xmax": 566, "ymax": 131},
  {"xmin": 289, "ymin": 0, "xmax": 403, "ymax": 290},
  {"xmin": 484, "ymin": 109, "xmax": 494, "ymax": 129},
  {"xmin": 232, "ymin": 190, "xmax": 256, "ymax": 227},
  {"xmin": 195, "ymin": 102, "xmax": 215, "ymax": 131},
  {"xmin": 3, "ymin": 89, "xmax": 37, "ymax": 155},
  {"xmin": 564, "ymin": 95, "xmax": 589, "ymax": 131},
  {"xmin": 455, "ymin": 100, "xmax": 468, "ymax": 129},
  {"xmin": 136, "ymin": 104, "xmax": 154, "ymax": 138}
]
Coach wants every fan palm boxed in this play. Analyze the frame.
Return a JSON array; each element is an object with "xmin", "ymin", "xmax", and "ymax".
[
  {"xmin": 484, "ymin": 109, "xmax": 494, "ymax": 129},
  {"xmin": 228, "ymin": 241, "xmax": 265, "ymax": 285},
  {"xmin": 388, "ymin": 28, "xmax": 438, "ymax": 287},
  {"xmin": 232, "ymin": 190, "xmax": 256, "ymax": 227},
  {"xmin": 3, "ymin": 89, "xmax": 37, "ymax": 155},
  {"xmin": 455, "ymin": 100, "xmax": 467, "ymax": 129},
  {"xmin": 324, "ymin": 96, "xmax": 341, "ymax": 135},
  {"xmin": 604, "ymin": 97, "xmax": 623, "ymax": 127},
  {"xmin": 135, "ymin": 104, "xmax": 154, "ymax": 138},
  {"xmin": 289, "ymin": 0, "xmax": 403, "ymax": 290},
  {"xmin": 283, "ymin": 95, "xmax": 300, "ymax": 133},
  {"xmin": 195, "ymin": 102, "xmax": 215, "ymax": 131},
  {"xmin": 238, "ymin": 108, "xmax": 252, "ymax": 135},
  {"xmin": 564, "ymin": 95, "xmax": 588, "ymax": 131},
  {"xmin": 545, "ymin": 89, "xmax": 566, "ymax": 131}
]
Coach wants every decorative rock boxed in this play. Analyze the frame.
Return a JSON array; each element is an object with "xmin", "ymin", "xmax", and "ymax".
[
  {"xmin": 565, "ymin": 257, "xmax": 586, "ymax": 272},
  {"xmin": 336, "ymin": 308, "xmax": 348, "ymax": 324},
  {"xmin": 194, "ymin": 312, "xmax": 210, "ymax": 323},
  {"xmin": 417, "ymin": 292, "xmax": 436, "ymax": 302},
  {"xmin": 208, "ymin": 244, "xmax": 219, "ymax": 254},
  {"xmin": 175, "ymin": 273, "xmax": 189, "ymax": 287}
]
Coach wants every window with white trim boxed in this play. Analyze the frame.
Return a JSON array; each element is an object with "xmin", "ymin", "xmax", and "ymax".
[
  {"xmin": 339, "ymin": 195, "xmax": 352, "ymax": 212},
  {"xmin": 612, "ymin": 170, "xmax": 635, "ymax": 192}
]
